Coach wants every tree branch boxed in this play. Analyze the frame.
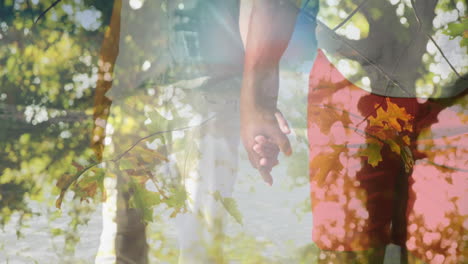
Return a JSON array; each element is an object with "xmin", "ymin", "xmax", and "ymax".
[
  {"xmin": 34, "ymin": 0, "xmax": 63, "ymax": 24},
  {"xmin": 410, "ymin": 0, "xmax": 467, "ymax": 80},
  {"xmin": 332, "ymin": 0, "xmax": 368, "ymax": 31}
]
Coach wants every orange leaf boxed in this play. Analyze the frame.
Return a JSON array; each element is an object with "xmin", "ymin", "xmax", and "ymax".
[
  {"xmin": 56, "ymin": 174, "xmax": 74, "ymax": 190},
  {"xmin": 136, "ymin": 145, "xmax": 169, "ymax": 162},
  {"xmin": 310, "ymin": 146, "xmax": 344, "ymax": 186},
  {"xmin": 81, "ymin": 181, "xmax": 98, "ymax": 198},
  {"xmin": 56, "ymin": 190, "xmax": 65, "ymax": 209},
  {"xmin": 369, "ymin": 98, "xmax": 413, "ymax": 133},
  {"xmin": 309, "ymin": 105, "xmax": 352, "ymax": 134}
]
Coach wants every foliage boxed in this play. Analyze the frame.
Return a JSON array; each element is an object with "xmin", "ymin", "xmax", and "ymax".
[
  {"xmin": 0, "ymin": 0, "xmax": 112, "ymax": 228},
  {"xmin": 360, "ymin": 98, "xmax": 414, "ymax": 172},
  {"xmin": 444, "ymin": 17, "xmax": 468, "ymax": 47},
  {"xmin": 0, "ymin": 0, "xmax": 466, "ymax": 262},
  {"xmin": 0, "ymin": 0, "xmax": 113, "ymax": 260}
]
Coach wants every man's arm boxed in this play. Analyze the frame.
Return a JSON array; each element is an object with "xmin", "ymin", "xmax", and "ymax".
[
  {"xmin": 240, "ymin": 0, "xmax": 299, "ymax": 184},
  {"xmin": 242, "ymin": 0, "xmax": 298, "ymax": 110}
]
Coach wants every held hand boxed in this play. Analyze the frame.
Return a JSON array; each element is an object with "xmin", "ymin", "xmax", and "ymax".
[
  {"xmin": 254, "ymin": 111, "xmax": 290, "ymax": 161},
  {"xmin": 241, "ymin": 107, "xmax": 292, "ymax": 185}
]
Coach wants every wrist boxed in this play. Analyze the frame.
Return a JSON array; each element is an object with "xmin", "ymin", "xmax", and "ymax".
[
  {"xmin": 241, "ymin": 66, "xmax": 279, "ymax": 111},
  {"xmin": 241, "ymin": 90, "xmax": 277, "ymax": 113}
]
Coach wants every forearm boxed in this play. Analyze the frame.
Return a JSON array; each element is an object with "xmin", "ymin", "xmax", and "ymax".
[{"xmin": 241, "ymin": 0, "xmax": 298, "ymax": 110}]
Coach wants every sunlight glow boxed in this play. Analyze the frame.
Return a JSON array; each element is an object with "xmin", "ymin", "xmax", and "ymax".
[
  {"xmin": 141, "ymin": 60, "xmax": 151, "ymax": 71},
  {"xmin": 337, "ymin": 59, "xmax": 358, "ymax": 76},
  {"xmin": 326, "ymin": 0, "xmax": 339, "ymax": 6},
  {"xmin": 361, "ymin": 76, "xmax": 370, "ymax": 87},
  {"xmin": 342, "ymin": 25, "xmax": 361, "ymax": 40},
  {"xmin": 129, "ymin": 0, "xmax": 144, "ymax": 10},
  {"xmin": 76, "ymin": 9, "xmax": 102, "ymax": 30},
  {"xmin": 400, "ymin": 17, "xmax": 407, "ymax": 25}
]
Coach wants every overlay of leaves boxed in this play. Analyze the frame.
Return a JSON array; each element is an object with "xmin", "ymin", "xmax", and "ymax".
[
  {"xmin": 55, "ymin": 141, "xmax": 170, "ymax": 215},
  {"xmin": 443, "ymin": 17, "xmax": 468, "ymax": 48},
  {"xmin": 308, "ymin": 104, "xmax": 353, "ymax": 134},
  {"xmin": 309, "ymin": 145, "xmax": 345, "ymax": 186},
  {"xmin": 128, "ymin": 176, "xmax": 161, "ymax": 223},
  {"xmin": 359, "ymin": 98, "xmax": 414, "ymax": 172},
  {"xmin": 213, "ymin": 191, "xmax": 243, "ymax": 225}
]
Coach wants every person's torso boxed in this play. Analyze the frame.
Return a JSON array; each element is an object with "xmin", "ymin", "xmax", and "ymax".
[
  {"xmin": 108, "ymin": 0, "xmax": 319, "ymax": 99},
  {"xmin": 315, "ymin": 0, "xmax": 467, "ymax": 98}
]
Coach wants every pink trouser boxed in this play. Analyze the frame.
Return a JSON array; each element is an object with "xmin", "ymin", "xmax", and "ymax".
[{"xmin": 308, "ymin": 50, "xmax": 467, "ymax": 264}]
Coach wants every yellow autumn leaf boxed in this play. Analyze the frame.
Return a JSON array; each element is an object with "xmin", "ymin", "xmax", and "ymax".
[{"xmin": 369, "ymin": 98, "xmax": 413, "ymax": 132}]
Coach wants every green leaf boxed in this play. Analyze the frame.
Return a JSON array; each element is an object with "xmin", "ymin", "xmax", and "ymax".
[
  {"xmin": 386, "ymin": 139, "xmax": 401, "ymax": 155},
  {"xmin": 443, "ymin": 19, "xmax": 468, "ymax": 47},
  {"xmin": 443, "ymin": 20, "xmax": 467, "ymax": 38},
  {"xmin": 213, "ymin": 191, "xmax": 243, "ymax": 225},
  {"xmin": 51, "ymin": 228, "xmax": 63, "ymax": 236},
  {"xmin": 129, "ymin": 179, "xmax": 161, "ymax": 222},
  {"xmin": 401, "ymin": 146, "xmax": 414, "ymax": 173},
  {"xmin": 358, "ymin": 142, "xmax": 383, "ymax": 167},
  {"xmin": 165, "ymin": 186, "xmax": 187, "ymax": 215},
  {"xmin": 119, "ymin": 159, "xmax": 134, "ymax": 170}
]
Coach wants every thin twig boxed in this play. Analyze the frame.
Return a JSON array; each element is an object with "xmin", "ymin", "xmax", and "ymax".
[
  {"xmin": 315, "ymin": 18, "xmax": 414, "ymax": 96},
  {"xmin": 427, "ymin": 34, "xmax": 467, "ymax": 80},
  {"xmin": 57, "ymin": 116, "xmax": 217, "ymax": 201},
  {"xmin": 410, "ymin": 0, "xmax": 467, "ymax": 80},
  {"xmin": 425, "ymin": 160, "xmax": 468, "ymax": 172},
  {"xmin": 111, "ymin": 115, "xmax": 216, "ymax": 162},
  {"xmin": 332, "ymin": 0, "xmax": 368, "ymax": 31},
  {"xmin": 146, "ymin": 171, "xmax": 169, "ymax": 199},
  {"xmin": 56, "ymin": 162, "xmax": 100, "ymax": 208},
  {"xmin": 360, "ymin": 0, "xmax": 424, "ymax": 127},
  {"xmin": 355, "ymin": 101, "xmax": 384, "ymax": 128},
  {"xmin": 34, "ymin": 0, "xmax": 63, "ymax": 24}
]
